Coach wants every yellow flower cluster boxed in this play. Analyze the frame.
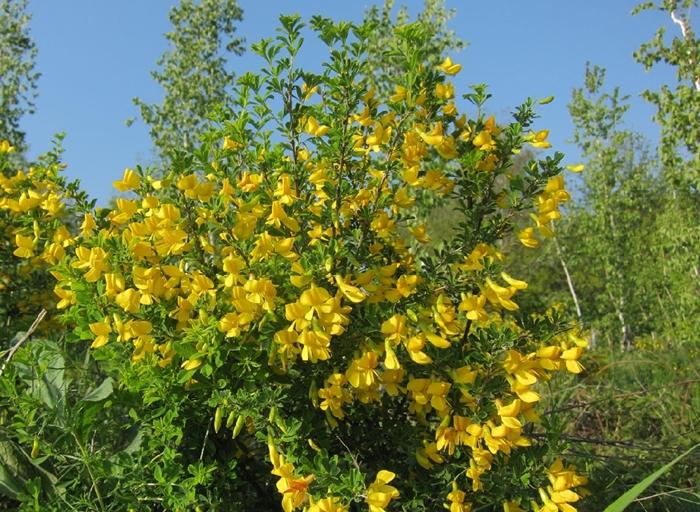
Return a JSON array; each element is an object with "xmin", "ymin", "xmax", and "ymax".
[
  {"xmin": 0, "ymin": 48, "xmax": 588, "ymax": 511},
  {"xmin": 519, "ymin": 175, "xmax": 571, "ymax": 248},
  {"xmin": 532, "ymin": 459, "xmax": 588, "ymax": 512}
]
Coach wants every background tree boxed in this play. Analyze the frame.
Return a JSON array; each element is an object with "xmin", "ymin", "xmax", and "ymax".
[
  {"xmin": 0, "ymin": 0, "xmax": 39, "ymax": 156},
  {"xmin": 564, "ymin": 64, "xmax": 661, "ymax": 351},
  {"xmin": 633, "ymin": 0, "xmax": 700, "ymax": 347},
  {"xmin": 131, "ymin": 0, "xmax": 244, "ymax": 161},
  {"xmin": 634, "ymin": 0, "xmax": 700, "ymax": 189}
]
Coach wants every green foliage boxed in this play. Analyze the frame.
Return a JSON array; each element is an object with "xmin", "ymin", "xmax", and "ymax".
[
  {"xmin": 0, "ymin": 0, "xmax": 39, "ymax": 156},
  {"xmin": 604, "ymin": 443, "xmax": 699, "ymax": 512},
  {"xmin": 497, "ymin": 5, "xmax": 700, "ymax": 507},
  {"xmin": 131, "ymin": 0, "xmax": 245, "ymax": 161},
  {"xmin": 633, "ymin": 0, "xmax": 700, "ymax": 189},
  {"xmin": 545, "ymin": 347, "xmax": 700, "ymax": 511},
  {"xmin": 564, "ymin": 64, "xmax": 661, "ymax": 350},
  {"xmin": 0, "ymin": 137, "xmax": 92, "ymax": 339}
]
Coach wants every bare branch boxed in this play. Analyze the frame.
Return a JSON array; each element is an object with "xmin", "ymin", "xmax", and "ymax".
[
  {"xmin": 554, "ymin": 237, "xmax": 584, "ymax": 324},
  {"xmin": 0, "ymin": 308, "xmax": 47, "ymax": 377}
]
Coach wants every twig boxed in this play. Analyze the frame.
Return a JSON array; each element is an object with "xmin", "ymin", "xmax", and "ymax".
[
  {"xmin": 199, "ymin": 424, "xmax": 211, "ymax": 461},
  {"xmin": 460, "ymin": 319, "xmax": 472, "ymax": 344},
  {"xmin": 565, "ymin": 449, "xmax": 699, "ymax": 468},
  {"xmin": 0, "ymin": 308, "xmax": 47, "ymax": 377},
  {"xmin": 335, "ymin": 433, "xmax": 362, "ymax": 474},
  {"xmin": 553, "ymin": 236, "xmax": 583, "ymax": 324},
  {"xmin": 531, "ymin": 433, "xmax": 694, "ymax": 454},
  {"xmin": 635, "ymin": 488, "xmax": 698, "ymax": 502}
]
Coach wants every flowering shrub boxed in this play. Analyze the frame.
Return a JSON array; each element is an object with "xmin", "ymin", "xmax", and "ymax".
[
  {"xmin": 1, "ymin": 16, "xmax": 587, "ymax": 511},
  {"xmin": 0, "ymin": 137, "xmax": 91, "ymax": 334}
]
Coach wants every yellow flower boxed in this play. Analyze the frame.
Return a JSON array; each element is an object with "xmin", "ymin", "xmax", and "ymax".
[
  {"xmin": 298, "ymin": 329, "xmax": 331, "ymax": 362},
  {"xmin": 72, "ymin": 246, "xmax": 109, "ymax": 282},
  {"xmin": 299, "ymin": 284, "xmax": 332, "ymax": 319},
  {"xmin": 237, "ymin": 171, "xmax": 263, "ymax": 192},
  {"xmin": 410, "ymin": 224, "xmax": 430, "ymax": 243},
  {"xmin": 473, "ymin": 130, "xmax": 495, "ymax": 151},
  {"xmin": 222, "ymin": 135, "xmax": 242, "ymax": 150},
  {"xmin": 346, "ymin": 351, "xmax": 379, "ymax": 388},
  {"xmin": 435, "ymin": 420, "xmax": 459, "ymax": 455},
  {"xmin": 496, "ymin": 398, "xmax": 522, "ymax": 428},
  {"xmin": 446, "ymin": 481, "xmax": 472, "ymax": 512},
  {"xmin": 483, "ymin": 277, "xmax": 519, "ymax": 311},
  {"xmin": 503, "ymin": 500, "xmax": 525, "ymax": 512},
  {"xmin": 267, "ymin": 201, "xmax": 300, "ymax": 232},
  {"xmin": 406, "ymin": 334, "xmax": 433, "ymax": 364},
  {"xmin": 533, "ymin": 459, "xmax": 586, "ymax": 512},
  {"xmin": 383, "ymin": 339, "xmax": 400, "ymax": 370},
  {"xmin": 334, "ymin": 274, "xmax": 366, "ymax": 303},
  {"xmin": 518, "ymin": 227, "xmax": 539, "ymax": 248},
  {"xmin": 104, "ymin": 273, "xmax": 125, "ymax": 299},
  {"xmin": 302, "ymin": 83, "xmax": 319, "ymax": 101},
  {"xmin": 528, "ymin": 130, "xmax": 552, "ymax": 149},
  {"xmin": 458, "ymin": 293, "xmax": 488, "ymax": 322},
  {"xmin": 427, "ymin": 380, "xmax": 452, "ymax": 415},
  {"xmin": 380, "ymin": 368, "xmax": 404, "ymax": 396},
  {"xmin": 307, "ymin": 497, "xmax": 348, "ymax": 512},
  {"xmin": 439, "ymin": 57, "xmax": 462, "ymax": 75},
  {"xmin": 112, "ymin": 168, "xmax": 141, "ymax": 191},
  {"xmin": 13, "ymin": 234, "xmax": 35, "ymax": 258},
  {"xmin": 501, "ymin": 272, "xmax": 528, "ymax": 290},
  {"xmin": 389, "ymin": 85, "xmax": 407, "ymax": 103},
  {"xmin": 274, "ymin": 174, "xmax": 297, "ymax": 205},
  {"xmin": 415, "ymin": 440, "xmax": 444, "ymax": 469},
  {"xmin": 181, "ymin": 358, "xmax": 203, "ymax": 371},
  {"xmin": 417, "ymin": 122, "xmax": 444, "ymax": 146},
  {"xmin": 53, "ymin": 285, "xmax": 75, "ymax": 309},
  {"xmin": 366, "ymin": 470, "xmax": 400, "ymax": 512},
  {"xmin": 318, "ymin": 373, "xmax": 352, "ymax": 419},
  {"xmin": 561, "ymin": 346, "xmax": 585, "ymax": 374},
  {"xmin": 435, "ymin": 82, "xmax": 455, "ymax": 100},
  {"xmin": 115, "ymin": 288, "xmax": 141, "ymax": 313},
  {"xmin": 271, "ymin": 458, "xmax": 315, "ymax": 512},
  {"xmin": 89, "ymin": 318, "xmax": 112, "ymax": 349},
  {"xmin": 0, "ymin": 140, "xmax": 16, "ymax": 153},
  {"xmin": 304, "ymin": 116, "xmax": 330, "ymax": 137},
  {"xmin": 366, "ymin": 122, "xmax": 391, "ymax": 151}
]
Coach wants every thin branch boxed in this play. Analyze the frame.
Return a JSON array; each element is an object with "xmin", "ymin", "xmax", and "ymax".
[
  {"xmin": 531, "ymin": 433, "xmax": 694, "ymax": 454},
  {"xmin": 565, "ymin": 449, "xmax": 699, "ymax": 467},
  {"xmin": 335, "ymin": 433, "xmax": 362, "ymax": 474},
  {"xmin": 553, "ymin": 236, "xmax": 583, "ymax": 324},
  {"xmin": 0, "ymin": 308, "xmax": 47, "ymax": 377},
  {"xmin": 635, "ymin": 488, "xmax": 698, "ymax": 502},
  {"xmin": 199, "ymin": 424, "xmax": 211, "ymax": 461}
]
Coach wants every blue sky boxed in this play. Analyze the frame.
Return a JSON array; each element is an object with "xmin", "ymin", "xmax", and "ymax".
[{"xmin": 21, "ymin": 1, "xmax": 691, "ymax": 204}]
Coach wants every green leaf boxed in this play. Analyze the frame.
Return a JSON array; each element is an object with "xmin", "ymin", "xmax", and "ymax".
[
  {"xmin": 603, "ymin": 443, "xmax": 699, "ymax": 512},
  {"xmin": 0, "ymin": 440, "xmax": 58, "ymax": 500},
  {"xmin": 122, "ymin": 425, "xmax": 143, "ymax": 455},
  {"xmin": 0, "ymin": 460, "xmax": 23, "ymax": 499},
  {"xmin": 83, "ymin": 377, "xmax": 114, "ymax": 402}
]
